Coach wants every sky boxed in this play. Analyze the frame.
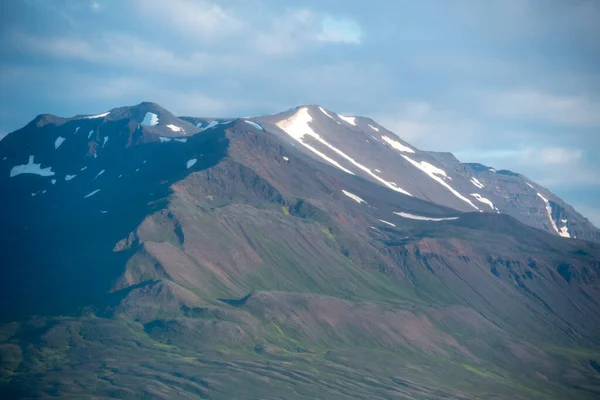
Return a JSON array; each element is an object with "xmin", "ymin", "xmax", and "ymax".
[{"xmin": 1, "ymin": 0, "xmax": 599, "ymax": 226}]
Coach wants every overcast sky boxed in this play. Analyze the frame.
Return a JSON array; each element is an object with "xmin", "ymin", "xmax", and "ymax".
[{"xmin": 1, "ymin": 0, "xmax": 599, "ymax": 226}]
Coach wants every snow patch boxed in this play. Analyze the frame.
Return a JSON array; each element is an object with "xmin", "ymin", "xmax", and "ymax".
[
  {"xmin": 51, "ymin": 179, "xmax": 56, "ymax": 185},
  {"xmin": 276, "ymin": 108, "xmax": 354, "ymax": 174},
  {"xmin": 94, "ymin": 169, "xmax": 105, "ymax": 180},
  {"xmin": 338, "ymin": 115, "xmax": 356, "ymax": 126},
  {"xmin": 378, "ymin": 219, "xmax": 396, "ymax": 227},
  {"xmin": 342, "ymin": 190, "xmax": 366, "ymax": 204},
  {"xmin": 84, "ymin": 189, "xmax": 101, "ymax": 198},
  {"xmin": 159, "ymin": 137, "xmax": 171, "ymax": 142},
  {"xmin": 319, "ymin": 106, "xmax": 334, "ymax": 119},
  {"xmin": 375, "ymin": 169, "xmax": 381, "ymax": 173},
  {"xmin": 100, "ymin": 210, "xmax": 108, "ymax": 214},
  {"xmin": 282, "ymin": 156, "xmax": 289, "ymax": 161},
  {"xmin": 470, "ymin": 177, "xmax": 484, "ymax": 189},
  {"xmin": 402, "ymin": 155, "xmax": 479, "ymax": 210},
  {"xmin": 536, "ymin": 193, "xmax": 569, "ymax": 237},
  {"xmin": 526, "ymin": 182, "xmax": 534, "ymax": 189},
  {"xmin": 186, "ymin": 158, "xmax": 197, "ymax": 168},
  {"xmin": 368, "ymin": 124, "xmax": 379, "ymax": 132},
  {"xmin": 65, "ymin": 174, "xmax": 76, "ymax": 181},
  {"xmin": 102, "ymin": 136, "xmax": 109, "ymax": 148},
  {"xmin": 141, "ymin": 112, "xmax": 159, "ymax": 126},
  {"xmin": 54, "ymin": 136, "xmax": 66, "ymax": 149},
  {"xmin": 81, "ymin": 166, "xmax": 87, "ymax": 171},
  {"xmin": 166, "ymin": 124, "xmax": 183, "ymax": 132},
  {"xmin": 74, "ymin": 127, "xmax": 80, "ymax": 134},
  {"xmin": 10, "ymin": 155, "xmax": 55, "ymax": 178},
  {"xmin": 84, "ymin": 111, "xmax": 109, "ymax": 119},
  {"xmin": 559, "ymin": 219, "xmax": 570, "ymax": 238},
  {"xmin": 201, "ymin": 121, "xmax": 219, "ymax": 131},
  {"xmin": 470, "ymin": 193, "xmax": 494, "ymax": 210},
  {"xmin": 88, "ymin": 130, "xmax": 94, "ymax": 139},
  {"xmin": 244, "ymin": 120, "xmax": 263, "ymax": 130},
  {"xmin": 394, "ymin": 212, "xmax": 459, "ymax": 221},
  {"xmin": 381, "ymin": 136, "xmax": 415, "ymax": 154},
  {"xmin": 276, "ymin": 108, "xmax": 411, "ymax": 195},
  {"xmin": 174, "ymin": 138, "xmax": 187, "ymax": 143}
]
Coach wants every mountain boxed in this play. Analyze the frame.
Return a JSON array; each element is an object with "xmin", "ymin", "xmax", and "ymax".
[{"xmin": 1, "ymin": 102, "xmax": 600, "ymax": 399}]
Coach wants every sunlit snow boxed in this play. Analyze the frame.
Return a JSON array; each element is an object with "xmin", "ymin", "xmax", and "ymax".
[
  {"xmin": 54, "ymin": 136, "xmax": 66, "ymax": 149},
  {"xmin": 319, "ymin": 106, "xmax": 334, "ymax": 119},
  {"xmin": 159, "ymin": 137, "xmax": 172, "ymax": 142},
  {"xmin": 526, "ymin": 182, "xmax": 534, "ymax": 189},
  {"xmin": 375, "ymin": 169, "xmax": 381, "ymax": 173},
  {"xmin": 394, "ymin": 212, "xmax": 459, "ymax": 221},
  {"xmin": 141, "ymin": 112, "xmax": 159, "ymax": 126},
  {"xmin": 94, "ymin": 169, "xmax": 105, "ymax": 180},
  {"xmin": 244, "ymin": 120, "xmax": 264, "ymax": 130},
  {"xmin": 402, "ymin": 155, "xmax": 479, "ymax": 210},
  {"xmin": 166, "ymin": 124, "xmax": 183, "ymax": 132},
  {"xmin": 201, "ymin": 121, "xmax": 219, "ymax": 131},
  {"xmin": 174, "ymin": 138, "xmax": 187, "ymax": 143},
  {"xmin": 470, "ymin": 177, "xmax": 484, "ymax": 189},
  {"xmin": 470, "ymin": 193, "xmax": 494, "ymax": 209},
  {"xmin": 84, "ymin": 111, "xmax": 110, "ymax": 119},
  {"xmin": 276, "ymin": 108, "xmax": 411, "ymax": 195},
  {"xmin": 186, "ymin": 158, "xmax": 197, "ymax": 168},
  {"xmin": 342, "ymin": 189, "xmax": 366, "ymax": 204},
  {"xmin": 559, "ymin": 219, "xmax": 570, "ymax": 238},
  {"xmin": 536, "ymin": 193, "xmax": 569, "ymax": 237},
  {"xmin": 276, "ymin": 108, "xmax": 354, "ymax": 174},
  {"xmin": 65, "ymin": 174, "xmax": 76, "ymax": 181},
  {"xmin": 338, "ymin": 115, "xmax": 356, "ymax": 126},
  {"xmin": 381, "ymin": 136, "xmax": 415, "ymax": 153},
  {"xmin": 10, "ymin": 155, "xmax": 55, "ymax": 177},
  {"xmin": 379, "ymin": 219, "xmax": 396, "ymax": 227},
  {"xmin": 282, "ymin": 156, "xmax": 289, "ymax": 161},
  {"xmin": 84, "ymin": 189, "xmax": 101, "ymax": 198},
  {"xmin": 368, "ymin": 124, "xmax": 379, "ymax": 132}
]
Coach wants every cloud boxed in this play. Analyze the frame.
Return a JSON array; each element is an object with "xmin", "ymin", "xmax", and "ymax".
[
  {"xmin": 372, "ymin": 101, "xmax": 484, "ymax": 149},
  {"xmin": 539, "ymin": 147, "xmax": 583, "ymax": 165},
  {"xmin": 480, "ymin": 89, "xmax": 600, "ymax": 127},
  {"xmin": 12, "ymin": 31, "xmax": 234, "ymax": 76},
  {"xmin": 133, "ymin": 0, "xmax": 242, "ymax": 42},
  {"xmin": 317, "ymin": 16, "xmax": 363, "ymax": 44}
]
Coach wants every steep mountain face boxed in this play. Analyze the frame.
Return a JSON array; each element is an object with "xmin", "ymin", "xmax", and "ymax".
[
  {"xmin": 203, "ymin": 105, "xmax": 597, "ymax": 242},
  {"xmin": 1, "ymin": 102, "xmax": 600, "ymax": 399}
]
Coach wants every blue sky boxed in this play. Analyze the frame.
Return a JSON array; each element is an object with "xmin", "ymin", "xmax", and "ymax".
[{"xmin": 1, "ymin": 0, "xmax": 599, "ymax": 225}]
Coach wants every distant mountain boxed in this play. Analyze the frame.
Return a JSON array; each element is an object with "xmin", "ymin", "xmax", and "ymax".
[{"xmin": 1, "ymin": 102, "xmax": 599, "ymax": 399}]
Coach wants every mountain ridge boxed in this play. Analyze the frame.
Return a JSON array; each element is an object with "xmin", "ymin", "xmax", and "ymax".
[{"xmin": 2, "ymin": 101, "xmax": 600, "ymax": 398}]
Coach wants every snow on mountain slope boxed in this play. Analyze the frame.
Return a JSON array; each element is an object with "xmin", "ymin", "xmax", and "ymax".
[
  {"xmin": 3, "ymin": 101, "xmax": 597, "ymax": 242},
  {"xmin": 251, "ymin": 105, "xmax": 599, "ymax": 242}
]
